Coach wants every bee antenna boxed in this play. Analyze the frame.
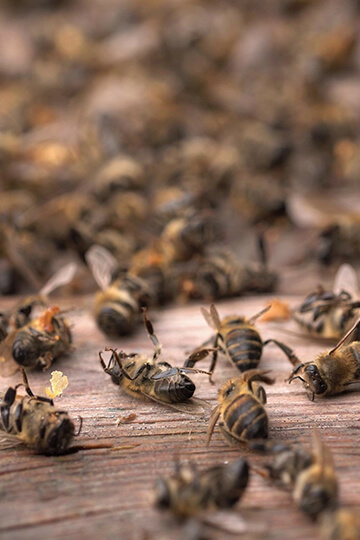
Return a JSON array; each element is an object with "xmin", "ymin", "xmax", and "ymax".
[
  {"xmin": 257, "ymin": 228, "xmax": 268, "ymax": 268},
  {"xmin": 104, "ymin": 346, "xmax": 117, "ymax": 353},
  {"xmin": 74, "ymin": 416, "xmax": 83, "ymax": 437},
  {"xmin": 288, "ymin": 375, "xmax": 306, "ymax": 385},
  {"xmin": 329, "ymin": 314, "xmax": 360, "ymax": 354}
]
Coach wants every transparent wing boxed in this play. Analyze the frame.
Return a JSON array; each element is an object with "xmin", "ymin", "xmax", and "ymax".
[
  {"xmin": 312, "ymin": 428, "xmax": 334, "ymax": 470},
  {"xmin": 0, "ymin": 333, "xmax": 19, "ymax": 377},
  {"xmin": 40, "ymin": 262, "xmax": 77, "ymax": 297},
  {"xmin": 201, "ymin": 305, "xmax": 221, "ymax": 330},
  {"xmin": 287, "ymin": 193, "xmax": 332, "ymax": 228},
  {"xmin": 0, "ymin": 431, "xmax": 23, "ymax": 451},
  {"xmin": 139, "ymin": 390, "xmax": 209, "ymax": 415},
  {"xmin": 333, "ymin": 264, "xmax": 359, "ymax": 298},
  {"xmin": 203, "ymin": 511, "xmax": 266, "ymax": 535},
  {"xmin": 85, "ymin": 245, "xmax": 118, "ymax": 290},
  {"xmin": 3, "ymin": 228, "xmax": 42, "ymax": 290}
]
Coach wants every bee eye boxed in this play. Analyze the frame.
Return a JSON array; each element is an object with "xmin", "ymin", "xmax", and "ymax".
[
  {"xmin": 155, "ymin": 478, "xmax": 171, "ymax": 509},
  {"xmin": 304, "ymin": 364, "xmax": 327, "ymax": 394},
  {"xmin": 305, "ymin": 364, "xmax": 317, "ymax": 374},
  {"xmin": 223, "ymin": 383, "xmax": 235, "ymax": 397},
  {"xmin": 12, "ymin": 333, "xmax": 39, "ymax": 366}
]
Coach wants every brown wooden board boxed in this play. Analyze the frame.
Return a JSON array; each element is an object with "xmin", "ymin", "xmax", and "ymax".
[{"xmin": 0, "ymin": 295, "xmax": 359, "ymax": 540}]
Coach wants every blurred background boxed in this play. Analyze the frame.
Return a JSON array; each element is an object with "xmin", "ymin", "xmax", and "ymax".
[{"xmin": 1, "ymin": 0, "xmax": 360, "ymax": 300}]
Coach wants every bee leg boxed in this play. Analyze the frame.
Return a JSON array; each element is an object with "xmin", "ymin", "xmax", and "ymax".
[
  {"xmin": 257, "ymin": 229, "xmax": 268, "ymax": 268},
  {"xmin": 219, "ymin": 423, "xmax": 242, "ymax": 446},
  {"xmin": 184, "ymin": 347, "xmax": 217, "ymax": 382},
  {"xmin": 99, "ymin": 351, "xmax": 108, "ymax": 371},
  {"xmin": 74, "ymin": 416, "xmax": 83, "ymax": 437},
  {"xmin": 0, "ymin": 385, "xmax": 19, "ymax": 431},
  {"xmin": 19, "ymin": 367, "xmax": 54, "ymax": 404},
  {"xmin": 121, "ymin": 363, "xmax": 148, "ymax": 381},
  {"xmin": 307, "ymin": 390, "xmax": 315, "ymax": 402},
  {"xmin": 14, "ymin": 402, "xmax": 23, "ymax": 432},
  {"xmin": 39, "ymin": 352, "xmax": 54, "ymax": 371},
  {"xmin": 207, "ymin": 335, "xmax": 221, "ymax": 383},
  {"xmin": 263, "ymin": 339, "xmax": 300, "ymax": 367},
  {"xmin": 255, "ymin": 385, "xmax": 267, "ymax": 405},
  {"xmin": 142, "ymin": 308, "xmax": 162, "ymax": 361}
]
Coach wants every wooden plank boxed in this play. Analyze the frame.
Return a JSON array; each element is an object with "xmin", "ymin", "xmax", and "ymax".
[{"xmin": 0, "ymin": 295, "xmax": 359, "ymax": 540}]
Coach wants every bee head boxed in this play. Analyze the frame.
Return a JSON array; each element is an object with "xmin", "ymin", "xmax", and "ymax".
[
  {"xmin": 218, "ymin": 377, "xmax": 242, "ymax": 402},
  {"xmin": 97, "ymin": 307, "xmax": 134, "ymax": 337},
  {"xmin": 299, "ymin": 483, "xmax": 336, "ymax": 517},
  {"xmin": 223, "ymin": 315, "xmax": 245, "ymax": 326},
  {"xmin": 215, "ymin": 459, "xmax": 250, "ymax": 508},
  {"xmin": 41, "ymin": 412, "xmax": 75, "ymax": 455},
  {"xmin": 154, "ymin": 477, "xmax": 171, "ymax": 509},
  {"xmin": 99, "ymin": 349, "xmax": 126, "ymax": 385},
  {"xmin": 304, "ymin": 364, "xmax": 328, "ymax": 396},
  {"xmin": 318, "ymin": 224, "xmax": 339, "ymax": 265},
  {"xmin": 12, "ymin": 331, "xmax": 42, "ymax": 366}
]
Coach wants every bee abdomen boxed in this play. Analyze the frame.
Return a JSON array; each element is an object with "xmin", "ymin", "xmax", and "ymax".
[
  {"xmin": 155, "ymin": 376, "xmax": 195, "ymax": 403},
  {"xmin": 225, "ymin": 327, "xmax": 262, "ymax": 372},
  {"xmin": 223, "ymin": 394, "xmax": 268, "ymax": 441},
  {"xmin": 97, "ymin": 304, "xmax": 136, "ymax": 337}
]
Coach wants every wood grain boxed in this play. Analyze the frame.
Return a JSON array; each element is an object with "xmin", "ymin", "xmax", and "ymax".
[{"xmin": 0, "ymin": 295, "xmax": 359, "ymax": 540}]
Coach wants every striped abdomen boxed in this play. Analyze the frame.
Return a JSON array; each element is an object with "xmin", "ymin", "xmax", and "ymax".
[
  {"xmin": 152, "ymin": 365, "xmax": 195, "ymax": 403},
  {"xmin": 222, "ymin": 393, "xmax": 268, "ymax": 441},
  {"xmin": 223, "ymin": 326, "xmax": 263, "ymax": 372}
]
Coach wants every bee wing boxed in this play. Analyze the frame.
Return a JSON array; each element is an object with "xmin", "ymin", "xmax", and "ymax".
[
  {"xmin": 203, "ymin": 511, "xmax": 266, "ymax": 535},
  {"xmin": 0, "ymin": 333, "xmax": 19, "ymax": 377},
  {"xmin": 333, "ymin": 264, "xmax": 360, "ymax": 298},
  {"xmin": 0, "ymin": 431, "xmax": 24, "ymax": 451},
  {"xmin": 201, "ymin": 304, "xmax": 221, "ymax": 330},
  {"xmin": 85, "ymin": 245, "xmax": 118, "ymax": 290},
  {"xmin": 287, "ymin": 193, "xmax": 332, "ymax": 228},
  {"xmin": 151, "ymin": 367, "xmax": 211, "ymax": 380},
  {"xmin": 249, "ymin": 439, "xmax": 292, "ymax": 454},
  {"xmin": 287, "ymin": 192, "xmax": 349, "ymax": 228},
  {"xmin": 2, "ymin": 227, "xmax": 42, "ymax": 290},
  {"xmin": 150, "ymin": 367, "xmax": 179, "ymax": 380},
  {"xmin": 139, "ymin": 390, "xmax": 209, "ymax": 415},
  {"xmin": 40, "ymin": 262, "xmax": 77, "ymax": 297},
  {"xmin": 312, "ymin": 428, "xmax": 335, "ymax": 471}
]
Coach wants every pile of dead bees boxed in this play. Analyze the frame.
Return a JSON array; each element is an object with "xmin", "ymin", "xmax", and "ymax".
[
  {"xmin": 1, "ymin": 0, "xmax": 360, "ymax": 538},
  {"xmin": 1, "ymin": 263, "xmax": 360, "ymax": 539}
]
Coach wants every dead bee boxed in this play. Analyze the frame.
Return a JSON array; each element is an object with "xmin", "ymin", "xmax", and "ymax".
[
  {"xmin": 0, "ymin": 224, "xmax": 54, "ymax": 290},
  {"xmin": 19, "ymin": 193, "xmax": 95, "ymax": 249},
  {"xmin": 0, "ymin": 262, "xmax": 76, "ymax": 343},
  {"xmin": 0, "ymin": 368, "xmax": 77, "ymax": 455},
  {"xmin": 252, "ymin": 430, "xmax": 338, "ymax": 518},
  {"xmin": 320, "ymin": 508, "xmax": 360, "ymax": 540},
  {"xmin": 86, "ymin": 245, "xmax": 153, "ymax": 337},
  {"xmin": 99, "ymin": 309, "xmax": 213, "ymax": 411},
  {"xmin": 180, "ymin": 237, "xmax": 277, "ymax": 301},
  {"xmin": 130, "ymin": 247, "xmax": 175, "ymax": 307},
  {"xmin": 287, "ymin": 191, "xmax": 360, "ymax": 264},
  {"xmin": 128, "ymin": 212, "xmax": 215, "ymax": 304},
  {"xmin": 293, "ymin": 265, "xmax": 360, "ymax": 341},
  {"xmin": 267, "ymin": 316, "xmax": 360, "ymax": 400},
  {"xmin": 207, "ymin": 370, "xmax": 274, "ymax": 446},
  {"xmin": 185, "ymin": 303, "xmax": 270, "ymax": 377},
  {"xmin": 70, "ymin": 222, "xmax": 136, "ymax": 264},
  {"xmin": 91, "ymin": 156, "xmax": 146, "ymax": 202},
  {"xmin": 0, "ymin": 305, "xmax": 72, "ymax": 376},
  {"xmin": 160, "ymin": 210, "xmax": 216, "ymax": 264},
  {"xmin": 318, "ymin": 218, "xmax": 360, "ymax": 265},
  {"xmin": 0, "ymin": 263, "xmax": 76, "ymax": 376},
  {"xmin": 155, "ymin": 458, "xmax": 249, "ymax": 518}
]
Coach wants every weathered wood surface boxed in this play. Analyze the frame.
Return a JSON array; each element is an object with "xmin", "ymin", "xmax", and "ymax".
[{"xmin": 0, "ymin": 294, "xmax": 359, "ymax": 540}]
